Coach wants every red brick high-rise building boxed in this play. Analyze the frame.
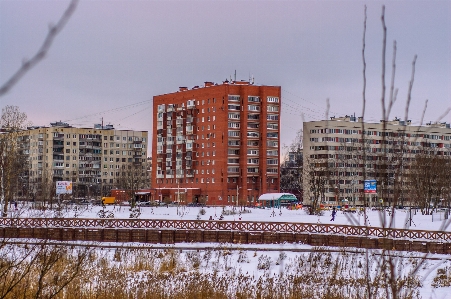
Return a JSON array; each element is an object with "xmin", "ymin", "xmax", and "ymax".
[{"xmin": 152, "ymin": 80, "xmax": 281, "ymax": 206}]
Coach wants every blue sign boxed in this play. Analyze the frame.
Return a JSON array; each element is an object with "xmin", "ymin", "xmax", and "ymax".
[{"xmin": 364, "ymin": 180, "xmax": 377, "ymax": 194}]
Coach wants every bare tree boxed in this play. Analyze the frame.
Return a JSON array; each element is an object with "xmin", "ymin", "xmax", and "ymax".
[
  {"xmin": 280, "ymin": 129, "xmax": 303, "ymax": 200},
  {"xmin": 408, "ymin": 152, "xmax": 451, "ymax": 214},
  {"xmin": 0, "ymin": 106, "xmax": 29, "ymax": 217},
  {"xmin": 303, "ymin": 156, "xmax": 328, "ymax": 215},
  {"xmin": 116, "ymin": 162, "xmax": 149, "ymax": 207}
]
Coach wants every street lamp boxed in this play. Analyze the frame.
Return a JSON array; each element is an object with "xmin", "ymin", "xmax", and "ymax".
[
  {"xmin": 236, "ymin": 185, "xmax": 242, "ymax": 210},
  {"xmin": 205, "ymin": 180, "xmax": 209, "ymax": 205},
  {"xmin": 335, "ymin": 185, "xmax": 340, "ymax": 208}
]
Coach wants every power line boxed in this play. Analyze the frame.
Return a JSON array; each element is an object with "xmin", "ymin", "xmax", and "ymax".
[{"xmin": 63, "ymin": 99, "xmax": 153, "ymax": 123}]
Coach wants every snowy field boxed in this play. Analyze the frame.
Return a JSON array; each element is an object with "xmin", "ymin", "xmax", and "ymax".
[
  {"xmin": 4, "ymin": 203, "xmax": 451, "ymax": 298},
  {"xmin": 10, "ymin": 202, "xmax": 451, "ymax": 232}
]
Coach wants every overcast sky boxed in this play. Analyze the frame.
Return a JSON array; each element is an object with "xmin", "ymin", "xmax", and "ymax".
[{"xmin": 1, "ymin": 0, "xmax": 450, "ymax": 152}]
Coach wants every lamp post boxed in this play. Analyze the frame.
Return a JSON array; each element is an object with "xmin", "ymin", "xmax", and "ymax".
[
  {"xmin": 236, "ymin": 185, "xmax": 241, "ymax": 210},
  {"xmin": 335, "ymin": 185, "xmax": 339, "ymax": 208},
  {"xmin": 252, "ymin": 176, "xmax": 256, "ymax": 206},
  {"xmin": 205, "ymin": 180, "xmax": 208, "ymax": 205}
]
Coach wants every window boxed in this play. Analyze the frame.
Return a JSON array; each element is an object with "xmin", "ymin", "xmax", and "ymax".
[
  {"xmin": 228, "ymin": 95, "xmax": 240, "ymax": 102},
  {"xmin": 267, "ymin": 114, "xmax": 279, "ymax": 121},
  {"xmin": 267, "ymin": 96, "xmax": 279, "ymax": 103},
  {"xmin": 247, "ymin": 149, "xmax": 258, "ymax": 155},
  {"xmin": 247, "ymin": 167, "xmax": 258, "ymax": 173},
  {"xmin": 267, "ymin": 150, "xmax": 278, "ymax": 156},
  {"xmin": 267, "ymin": 123, "xmax": 278, "ymax": 130},
  {"xmin": 228, "ymin": 104, "xmax": 240, "ymax": 111},
  {"xmin": 228, "ymin": 149, "xmax": 239, "ymax": 155},
  {"xmin": 267, "ymin": 159, "xmax": 278, "ymax": 165},
  {"xmin": 227, "ymin": 167, "xmax": 239, "ymax": 173},
  {"xmin": 228, "ymin": 113, "xmax": 240, "ymax": 120},
  {"xmin": 228, "ymin": 131, "xmax": 240, "ymax": 137}
]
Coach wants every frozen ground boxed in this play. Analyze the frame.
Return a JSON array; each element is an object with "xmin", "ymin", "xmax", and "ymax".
[
  {"xmin": 11, "ymin": 202, "xmax": 451, "ymax": 232},
  {"xmin": 5, "ymin": 203, "xmax": 451, "ymax": 298}
]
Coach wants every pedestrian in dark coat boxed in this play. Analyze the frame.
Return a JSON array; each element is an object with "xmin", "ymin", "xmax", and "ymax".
[{"xmin": 331, "ymin": 207, "xmax": 336, "ymax": 221}]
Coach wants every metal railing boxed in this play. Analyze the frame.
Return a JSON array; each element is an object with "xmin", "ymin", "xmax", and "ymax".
[{"xmin": 0, "ymin": 218, "xmax": 449, "ymax": 242}]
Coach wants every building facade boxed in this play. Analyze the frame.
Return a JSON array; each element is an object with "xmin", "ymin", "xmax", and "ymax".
[
  {"xmin": 303, "ymin": 116, "xmax": 451, "ymax": 207},
  {"xmin": 17, "ymin": 122, "xmax": 148, "ymax": 200},
  {"xmin": 152, "ymin": 80, "xmax": 281, "ymax": 206}
]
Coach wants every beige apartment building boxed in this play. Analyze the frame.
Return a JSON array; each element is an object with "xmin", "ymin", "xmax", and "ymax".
[
  {"xmin": 17, "ymin": 122, "xmax": 148, "ymax": 200},
  {"xmin": 303, "ymin": 116, "xmax": 451, "ymax": 206}
]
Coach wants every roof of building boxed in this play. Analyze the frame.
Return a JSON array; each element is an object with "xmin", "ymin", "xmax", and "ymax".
[{"xmin": 258, "ymin": 193, "xmax": 297, "ymax": 201}]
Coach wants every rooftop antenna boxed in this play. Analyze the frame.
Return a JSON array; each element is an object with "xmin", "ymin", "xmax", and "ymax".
[{"xmin": 234, "ymin": 70, "xmax": 236, "ymax": 82}]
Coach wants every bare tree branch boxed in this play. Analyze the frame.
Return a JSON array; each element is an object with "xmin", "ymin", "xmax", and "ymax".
[
  {"xmin": 386, "ymin": 41, "xmax": 397, "ymax": 118},
  {"xmin": 381, "ymin": 5, "xmax": 387, "ymax": 121},
  {"xmin": 404, "ymin": 55, "xmax": 417, "ymax": 122},
  {"xmin": 361, "ymin": 5, "xmax": 367, "ymax": 122},
  {"xmin": 0, "ymin": 0, "xmax": 79, "ymax": 97}
]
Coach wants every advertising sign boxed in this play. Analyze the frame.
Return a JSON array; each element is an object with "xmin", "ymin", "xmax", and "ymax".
[
  {"xmin": 56, "ymin": 181, "xmax": 72, "ymax": 195},
  {"xmin": 364, "ymin": 180, "xmax": 377, "ymax": 194}
]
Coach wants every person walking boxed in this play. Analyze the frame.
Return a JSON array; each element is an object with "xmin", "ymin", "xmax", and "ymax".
[{"xmin": 330, "ymin": 207, "xmax": 336, "ymax": 221}]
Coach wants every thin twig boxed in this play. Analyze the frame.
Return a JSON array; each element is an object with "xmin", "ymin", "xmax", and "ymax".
[
  {"xmin": 381, "ymin": 5, "xmax": 387, "ymax": 121},
  {"xmin": 0, "ymin": 0, "xmax": 79, "ymax": 97},
  {"xmin": 386, "ymin": 41, "xmax": 397, "ymax": 118},
  {"xmin": 404, "ymin": 55, "xmax": 417, "ymax": 122}
]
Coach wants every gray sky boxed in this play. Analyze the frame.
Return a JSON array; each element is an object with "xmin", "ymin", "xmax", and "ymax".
[{"xmin": 1, "ymin": 0, "xmax": 450, "ymax": 152}]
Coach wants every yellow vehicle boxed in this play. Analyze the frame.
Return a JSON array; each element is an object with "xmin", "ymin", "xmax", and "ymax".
[{"xmin": 101, "ymin": 197, "xmax": 115, "ymax": 205}]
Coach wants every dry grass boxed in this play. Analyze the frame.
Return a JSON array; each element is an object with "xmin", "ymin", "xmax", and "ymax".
[{"xmin": 0, "ymin": 242, "xmax": 430, "ymax": 299}]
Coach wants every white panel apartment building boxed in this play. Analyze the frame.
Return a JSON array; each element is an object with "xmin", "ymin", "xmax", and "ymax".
[
  {"xmin": 17, "ymin": 122, "xmax": 148, "ymax": 199},
  {"xmin": 303, "ymin": 116, "xmax": 451, "ymax": 206}
]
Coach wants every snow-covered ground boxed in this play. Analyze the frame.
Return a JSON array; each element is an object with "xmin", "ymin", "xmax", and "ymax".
[
  {"xmin": 11, "ymin": 202, "xmax": 451, "ymax": 232},
  {"xmin": 5, "ymin": 203, "xmax": 451, "ymax": 298}
]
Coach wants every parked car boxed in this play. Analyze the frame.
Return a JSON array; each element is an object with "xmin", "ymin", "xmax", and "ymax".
[{"xmin": 187, "ymin": 202, "xmax": 205, "ymax": 207}]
